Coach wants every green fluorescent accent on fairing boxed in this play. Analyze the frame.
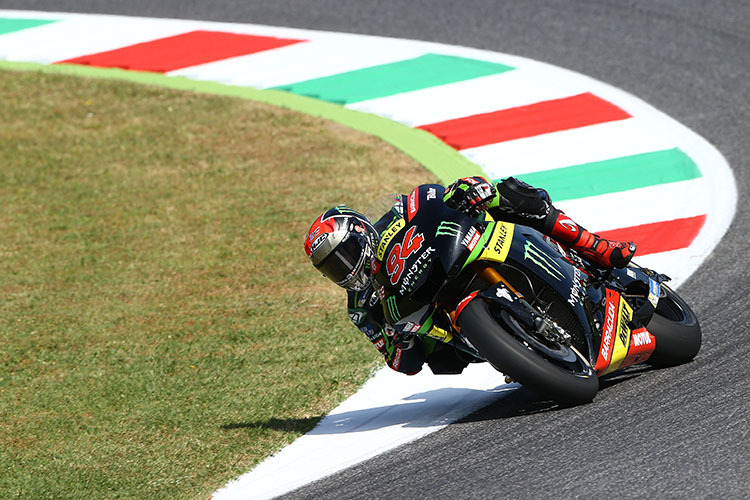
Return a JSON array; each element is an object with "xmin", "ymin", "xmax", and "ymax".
[
  {"xmin": 0, "ymin": 61, "xmax": 484, "ymax": 184},
  {"xmin": 273, "ymin": 53, "xmax": 514, "ymax": 104},
  {"xmin": 503, "ymin": 148, "xmax": 702, "ymax": 202},
  {"xmin": 0, "ymin": 18, "xmax": 57, "ymax": 35},
  {"xmin": 461, "ymin": 221, "xmax": 494, "ymax": 271}
]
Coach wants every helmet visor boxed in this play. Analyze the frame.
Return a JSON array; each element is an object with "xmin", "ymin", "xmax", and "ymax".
[{"xmin": 315, "ymin": 234, "xmax": 366, "ymax": 285}]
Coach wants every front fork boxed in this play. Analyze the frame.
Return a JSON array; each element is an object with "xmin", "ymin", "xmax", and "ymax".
[
  {"xmin": 471, "ymin": 261, "xmax": 523, "ymax": 298},
  {"xmin": 448, "ymin": 262, "xmax": 524, "ymax": 332}
]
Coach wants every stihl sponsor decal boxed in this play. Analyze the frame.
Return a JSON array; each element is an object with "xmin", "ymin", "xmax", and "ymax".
[{"xmin": 407, "ymin": 188, "xmax": 420, "ymax": 221}]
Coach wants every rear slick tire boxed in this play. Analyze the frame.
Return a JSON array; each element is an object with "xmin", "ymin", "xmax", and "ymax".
[
  {"xmin": 646, "ymin": 284, "xmax": 702, "ymax": 367},
  {"xmin": 458, "ymin": 299, "xmax": 599, "ymax": 406}
]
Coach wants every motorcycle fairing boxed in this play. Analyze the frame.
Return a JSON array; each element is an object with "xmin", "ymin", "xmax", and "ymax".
[{"xmin": 592, "ymin": 287, "xmax": 655, "ymax": 375}]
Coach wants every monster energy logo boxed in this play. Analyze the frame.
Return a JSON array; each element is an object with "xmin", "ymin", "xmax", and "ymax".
[
  {"xmin": 335, "ymin": 206, "xmax": 358, "ymax": 215},
  {"xmin": 386, "ymin": 295, "xmax": 401, "ymax": 321},
  {"xmin": 436, "ymin": 221, "xmax": 461, "ymax": 237},
  {"xmin": 523, "ymin": 240, "xmax": 565, "ymax": 281}
]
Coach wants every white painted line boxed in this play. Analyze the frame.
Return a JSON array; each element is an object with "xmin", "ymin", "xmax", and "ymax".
[
  {"xmin": 212, "ymin": 364, "xmax": 510, "ymax": 500},
  {"xmin": 556, "ymin": 178, "xmax": 707, "ymax": 231},
  {"xmin": 347, "ymin": 65, "xmax": 594, "ymax": 126},
  {"xmin": 0, "ymin": 14, "xmax": 188, "ymax": 63},
  {"xmin": 461, "ymin": 117, "xmax": 682, "ymax": 178},
  {"xmin": 170, "ymin": 38, "xmax": 430, "ymax": 89}
]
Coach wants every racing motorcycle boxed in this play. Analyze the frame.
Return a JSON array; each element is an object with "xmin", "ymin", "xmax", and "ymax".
[{"xmin": 369, "ymin": 184, "xmax": 702, "ymax": 405}]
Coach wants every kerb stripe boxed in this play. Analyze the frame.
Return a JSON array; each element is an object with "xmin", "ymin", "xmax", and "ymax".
[
  {"xmin": 57, "ymin": 30, "xmax": 306, "ymax": 73},
  {"xmin": 509, "ymin": 148, "xmax": 702, "ymax": 201},
  {"xmin": 600, "ymin": 215, "xmax": 706, "ymax": 256},
  {"xmin": 274, "ymin": 53, "xmax": 513, "ymax": 104},
  {"xmin": 419, "ymin": 93, "xmax": 631, "ymax": 150},
  {"xmin": 0, "ymin": 17, "xmax": 57, "ymax": 35}
]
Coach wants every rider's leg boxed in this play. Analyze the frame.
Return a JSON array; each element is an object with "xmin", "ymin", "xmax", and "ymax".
[
  {"xmin": 492, "ymin": 177, "xmax": 636, "ymax": 268},
  {"xmin": 545, "ymin": 209, "xmax": 637, "ymax": 269}
]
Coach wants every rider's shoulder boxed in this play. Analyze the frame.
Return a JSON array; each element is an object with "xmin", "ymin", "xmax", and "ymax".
[{"xmin": 415, "ymin": 184, "xmax": 446, "ymax": 198}]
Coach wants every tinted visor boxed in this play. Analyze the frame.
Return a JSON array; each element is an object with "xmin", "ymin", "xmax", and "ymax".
[{"xmin": 315, "ymin": 234, "xmax": 365, "ymax": 284}]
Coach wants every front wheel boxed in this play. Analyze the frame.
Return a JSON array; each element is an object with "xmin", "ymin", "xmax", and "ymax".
[
  {"xmin": 458, "ymin": 299, "xmax": 599, "ymax": 405},
  {"xmin": 646, "ymin": 284, "xmax": 702, "ymax": 367}
]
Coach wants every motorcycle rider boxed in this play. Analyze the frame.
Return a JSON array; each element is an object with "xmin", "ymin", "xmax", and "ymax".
[{"xmin": 304, "ymin": 176, "xmax": 637, "ymax": 376}]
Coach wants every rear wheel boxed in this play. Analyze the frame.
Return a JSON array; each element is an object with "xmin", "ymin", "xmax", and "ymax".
[
  {"xmin": 458, "ymin": 299, "xmax": 598, "ymax": 405},
  {"xmin": 646, "ymin": 284, "xmax": 702, "ymax": 367}
]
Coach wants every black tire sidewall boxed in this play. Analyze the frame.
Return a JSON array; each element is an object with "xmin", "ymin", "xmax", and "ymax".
[
  {"xmin": 458, "ymin": 299, "xmax": 598, "ymax": 405},
  {"xmin": 647, "ymin": 286, "xmax": 702, "ymax": 367}
]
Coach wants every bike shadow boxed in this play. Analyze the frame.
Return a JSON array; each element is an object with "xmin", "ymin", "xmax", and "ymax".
[
  {"xmin": 222, "ymin": 365, "xmax": 658, "ymax": 434},
  {"xmin": 222, "ymin": 385, "xmax": 516, "ymax": 435},
  {"xmin": 461, "ymin": 364, "xmax": 658, "ymax": 423}
]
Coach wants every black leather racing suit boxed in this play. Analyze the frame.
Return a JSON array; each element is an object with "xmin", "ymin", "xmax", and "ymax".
[{"xmin": 345, "ymin": 177, "xmax": 555, "ymax": 375}]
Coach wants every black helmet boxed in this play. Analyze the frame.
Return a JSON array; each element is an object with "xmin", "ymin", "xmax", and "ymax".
[{"xmin": 304, "ymin": 206, "xmax": 379, "ymax": 291}]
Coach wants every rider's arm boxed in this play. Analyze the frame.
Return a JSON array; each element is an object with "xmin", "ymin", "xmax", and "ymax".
[
  {"xmin": 347, "ymin": 290, "xmax": 425, "ymax": 375},
  {"xmin": 444, "ymin": 176, "xmax": 554, "ymax": 222},
  {"xmin": 443, "ymin": 176, "xmax": 497, "ymax": 216}
]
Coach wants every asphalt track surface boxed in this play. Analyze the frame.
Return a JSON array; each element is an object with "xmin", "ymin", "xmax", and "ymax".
[{"xmin": 4, "ymin": 1, "xmax": 749, "ymax": 498}]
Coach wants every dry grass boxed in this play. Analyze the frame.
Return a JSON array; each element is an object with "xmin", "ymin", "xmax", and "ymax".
[{"xmin": 0, "ymin": 69, "xmax": 436, "ymax": 499}]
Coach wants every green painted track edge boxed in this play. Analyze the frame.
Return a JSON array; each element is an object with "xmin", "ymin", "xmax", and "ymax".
[{"xmin": 0, "ymin": 61, "xmax": 483, "ymax": 183}]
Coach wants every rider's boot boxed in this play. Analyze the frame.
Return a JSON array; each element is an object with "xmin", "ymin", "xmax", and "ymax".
[{"xmin": 548, "ymin": 210, "xmax": 636, "ymax": 268}]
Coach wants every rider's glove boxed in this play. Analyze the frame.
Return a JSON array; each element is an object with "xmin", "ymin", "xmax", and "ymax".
[{"xmin": 443, "ymin": 176, "xmax": 497, "ymax": 216}]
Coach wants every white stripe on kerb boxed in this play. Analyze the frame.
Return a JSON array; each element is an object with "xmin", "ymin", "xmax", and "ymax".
[
  {"xmin": 347, "ymin": 65, "xmax": 596, "ymax": 126},
  {"xmin": 0, "ymin": 15, "xmax": 188, "ymax": 63},
  {"xmin": 169, "ymin": 37, "xmax": 429, "ymax": 89},
  {"xmin": 462, "ymin": 117, "xmax": 683, "ymax": 178}
]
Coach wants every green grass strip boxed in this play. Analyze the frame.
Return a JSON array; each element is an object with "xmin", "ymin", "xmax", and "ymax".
[
  {"xmin": 504, "ymin": 148, "xmax": 702, "ymax": 201},
  {"xmin": 273, "ymin": 53, "xmax": 514, "ymax": 104},
  {"xmin": 0, "ymin": 18, "xmax": 58, "ymax": 35},
  {"xmin": 0, "ymin": 60, "xmax": 482, "ymax": 184}
]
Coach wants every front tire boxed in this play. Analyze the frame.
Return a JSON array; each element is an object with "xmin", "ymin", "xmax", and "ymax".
[
  {"xmin": 646, "ymin": 284, "xmax": 702, "ymax": 367},
  {"xmin": 458, "ymin": 299, "xmax": 599, "ymax": 405}
]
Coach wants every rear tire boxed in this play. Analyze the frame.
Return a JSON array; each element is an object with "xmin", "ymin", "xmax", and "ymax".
[
  {"xmin": 646, "ymin": 284, "xmax": 702, "ymax": 367},
  {"xmin": 458, "ymin": 299, "xmax": 598, "ymax": 405}
]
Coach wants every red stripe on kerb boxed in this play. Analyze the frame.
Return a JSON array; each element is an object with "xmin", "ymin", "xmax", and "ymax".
[
  {"xmin": 418, "ymin": 93, "xmax": 631, "ymax": 150},
  {"xmin": 56, "ymin": 30, "xmax": 306, "ymax": 73},
  {"xmin": 599, "ymin": 215, "xmax": 707, "ymax": 256}
]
